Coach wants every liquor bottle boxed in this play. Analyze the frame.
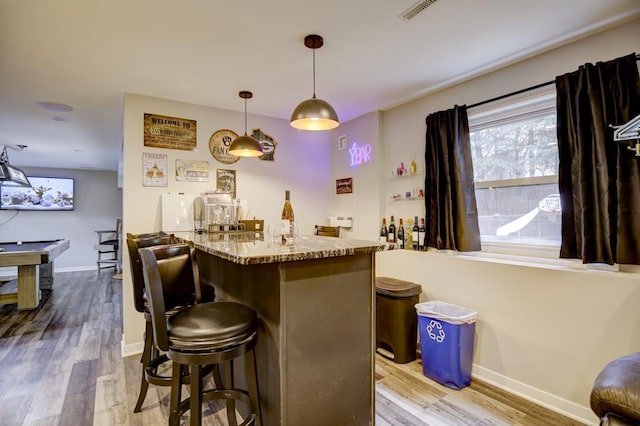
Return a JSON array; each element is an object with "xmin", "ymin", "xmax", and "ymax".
[
  {"xmin": 388, "ymin": 215, "xmax": 396, "ymax": 243},
  {"xmin": 379, "ymin": 218, "xmax": 388, "ymax": 243},
  {"xmin": 281, "ymin": 190, "xmax": 295, "ymax": 237},
  {"xmin": 397, "ymin": 218, "xmax": 405, "ymax": 249},
  {"xmin": 412, "ymin": 216, "xmax": 420, "ymax": 250},
  {"xmin": 410, "ymin": 155, "xmax": 417, "ymax": 175},
  {"xmin": 418, "ymin": 218, "xmax": 426, "ymax": 251},
  {"xmin": 405, "ymin": 218, "xmax": 413, "ymax": 250}
]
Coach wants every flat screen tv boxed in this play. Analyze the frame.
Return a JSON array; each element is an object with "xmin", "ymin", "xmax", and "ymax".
[{"xmin": 0, "ymin": 176, "xmax": 74, "ymax": 211}]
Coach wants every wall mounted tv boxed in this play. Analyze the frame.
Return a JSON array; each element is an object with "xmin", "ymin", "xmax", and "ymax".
[{"xmin": 0, "ymin": 176, "xmax": 74, "ymax": 211}]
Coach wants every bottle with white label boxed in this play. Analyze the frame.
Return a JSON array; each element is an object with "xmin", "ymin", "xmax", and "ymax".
[
  {"xmin": 387, "ymin": 215, "xmax": 396, "ymax": 243},
  {"xmin": 412, "ymin": 216, "xmax": 419, "ymax": 250},
  {"xmin": 379, "ymin": 218, "xmax": 388, "ymax": 243},
  {"xmin": 418, "ymin": 218, "xmax": 426, "ymax": 251},
  {"xmin": 281, "ymin": 190, "xmax": 295, "ymax": 237}
]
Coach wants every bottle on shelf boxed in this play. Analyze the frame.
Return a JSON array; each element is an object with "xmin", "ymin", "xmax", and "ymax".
[
  {"xmin": 410, "ymin": 155, "xmax": 417, "ymax": 175},
  {"xmin": 388, "ymin": 215, "xmax": 396, "ymax": 243},
  {"xmin": 418, "ymin": 218, "xmax": 426, "ymax": 251},
  {"xmin": 412, "ymin": 216, "xmax": 420, "ymax": 250},
  {"xmin": 379, "ymin": 218, "xmax": 388, "ymax": 243},
  {"xmin": 397, "ymin": 218, "xmax": 405, "ymax": 249},
  {"xmin": 281, "ymin": 190, "xmax": 295, "ymax": 237},
  {"xmin": 405, "ymin": 218, "xmax": 413, "ymax": 250}
]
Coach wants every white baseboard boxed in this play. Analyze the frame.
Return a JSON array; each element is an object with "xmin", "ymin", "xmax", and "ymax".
[
  {"xmin": 471, "ymin": 364, "xmax": 597, "ymax": 425},
  {"xmin": 122, "ymin": 336, "xmax": 144, "ymax": 358}
]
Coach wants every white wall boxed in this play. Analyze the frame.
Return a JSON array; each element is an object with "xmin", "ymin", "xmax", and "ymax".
[
  {"xmin": 121, "ymin": 93, "xmax": 333, "ymax": 350},
  {"xmin": 328, "ymin": 111, "xmax": 383, "ymax": 240},
  {"xmin": 370, "ymin": 18, "xmax": 640, "ymax": 425},
  {"xmin": 0, "ymin": 167, "xmax": 121, "ymax": 275}
]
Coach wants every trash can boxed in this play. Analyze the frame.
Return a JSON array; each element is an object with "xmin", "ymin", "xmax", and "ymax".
[
  {"xmin": 375, "ymin": 277, "xmax": 422, "ymax": 364},
  {"xmin": 415, "ymin": 300, "xmax": 477, "ymax": 390}
]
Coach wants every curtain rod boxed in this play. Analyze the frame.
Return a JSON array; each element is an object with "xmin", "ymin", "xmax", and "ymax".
[{"xmin": 467, "ymin": 53, "xmax": 640, "ymax": 110}]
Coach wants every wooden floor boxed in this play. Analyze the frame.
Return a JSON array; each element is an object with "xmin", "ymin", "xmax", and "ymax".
[{"xmin": 0, "ymin": 271, "xmax": 588, "ymax": 425}]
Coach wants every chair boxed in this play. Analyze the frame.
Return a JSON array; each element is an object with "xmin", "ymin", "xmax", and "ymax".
[
  {"xmin": 314, "ymin": 225, "xmax": 340, "ymax": 237},
  {"xmin": 140, "ymin": 243, "xmax": 261, "ymax": 425},
  {"xmin": 126, "ymin": 232, "xmax": 217, "ymax": 413},
  {"xmin": 95, "ymin": 218, "xmax": 122, "ymax": 271},
  {"xmin": 590, "ymin": 352, "xmax": 640, "ymax": 425}
]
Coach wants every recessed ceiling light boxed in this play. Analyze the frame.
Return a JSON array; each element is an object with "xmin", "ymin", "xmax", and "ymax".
[
  {"xmin": 37, "ymin": 101, "xmax": 74, "ymax": 112},
  {"xmin": 51, "ymin": 116, "xmax": 66, "ymax": 122},
  {"xmin": 69, "ymin": 148, "xmax": 82, "ymax": 153}
]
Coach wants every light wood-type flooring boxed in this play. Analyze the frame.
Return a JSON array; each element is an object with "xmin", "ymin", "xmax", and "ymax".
[{"xmin": 0, "ymin": 271, "xmax": 588, "ymax": 425}]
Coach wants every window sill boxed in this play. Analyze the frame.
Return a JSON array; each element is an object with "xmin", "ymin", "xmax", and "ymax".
[{"xmin": 423, "ymin": 241, "xmax": 640, "ymax": 275}]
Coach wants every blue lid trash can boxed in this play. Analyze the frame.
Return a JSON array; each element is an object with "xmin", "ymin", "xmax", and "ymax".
[{"xmin": 415, "ymin": 301, "xmax": 477, "ymax": 390}]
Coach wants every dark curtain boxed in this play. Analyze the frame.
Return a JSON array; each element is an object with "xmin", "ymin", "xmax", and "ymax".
[
  {"xmin": 556, "ymin": 53, "xmax": 640, "ymax": 264},
  {"xmin": 424, "ymin": 105, "xmax": 481, "ymax": 252}
]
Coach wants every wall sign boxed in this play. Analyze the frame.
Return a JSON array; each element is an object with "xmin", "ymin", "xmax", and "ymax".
[
  {"xmin": 252, "ymin": 128, "xmax": 278, "ymax": 161},
  {"xmin": 216, "ymin": 169, "xmax": 236, "ymax": 198},
  {"xmin": 209, "ymin": 129, "xmax": 240, "ymax": 164},
  {"xmin": 336, "ymin": 178, "xmax": 353, "ymax": 194},
  {"xmin": 143, "ymin": 113, "xmax": 197, "ymax": 150},
  {"xmin": 349, "ymin": 142, "xmax": 372, "ymax": 166},
  {"xmin": 142, "ymin": 152, "xmax": 168, "ymax": 187},
  {"xmin": 176, "ymin": 159, "xmax": 209, "ymax": 182}
]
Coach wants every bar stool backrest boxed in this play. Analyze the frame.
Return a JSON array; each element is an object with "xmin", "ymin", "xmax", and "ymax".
[
  {"xmin": 126, "ymin": 233, "xmax": 172, "ymax": 313},
  {"xmin": 139, "ymin": 244, "xmax": 201, "ymax": 352}
]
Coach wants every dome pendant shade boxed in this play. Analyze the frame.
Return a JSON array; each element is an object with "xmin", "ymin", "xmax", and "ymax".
[
  {"xmin": 229, "ymin": 90, "xmax": 263, "ymax": 157},
  {"xmin": 290, "ymin": 34, "xmax": 339, "ymax": 131},
  {"xmin": 290, "ymin": 96, "xmax": 339, "ymax": 131},
  {"xmin": 229, "ymin": 133, "xmax": 264, "ymax": 157}
]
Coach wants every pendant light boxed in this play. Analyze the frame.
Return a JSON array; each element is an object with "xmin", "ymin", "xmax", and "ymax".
[
  {"xmin": 0, "ymin": 145, "xmax": 31, "ymax": 187},
  {"xmin": 290, "ymin": 34, "xmax": 339, "ymax": 131},
  {"xmin": 229, "ymin": 91, "xmax": 264, "ymax": 157}
]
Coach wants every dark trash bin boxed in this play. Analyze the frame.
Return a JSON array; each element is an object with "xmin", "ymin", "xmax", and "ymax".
[{"xmin": 375, "ymin": 277, "xmax": 422, "ymax": 364}]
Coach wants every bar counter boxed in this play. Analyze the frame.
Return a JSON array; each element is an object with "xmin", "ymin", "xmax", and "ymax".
[{"xmin": 175, "ymin": 231, "xmax": 384, "ymax": 426}]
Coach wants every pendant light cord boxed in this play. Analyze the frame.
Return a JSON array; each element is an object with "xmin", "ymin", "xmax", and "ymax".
[
  {"xmin": 312, "ymin": 48, "xmax": 317, "ymax": 99},
  {"xmin": 244, "ymin": 97, "xmax": 248, "ymax": 134}
]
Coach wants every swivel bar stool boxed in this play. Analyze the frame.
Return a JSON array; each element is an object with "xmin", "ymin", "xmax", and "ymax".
[
  {"xmin": 126, "ymin": 232, "xmax": 216, "ymax": 412},
  {"xmin": 140, "ymin": 243, "xmax": 261, "ymax": 426}
]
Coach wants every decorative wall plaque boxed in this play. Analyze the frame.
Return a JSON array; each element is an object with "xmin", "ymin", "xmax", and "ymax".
[
  {"xmin": 251, "ymin": 128, "xmax": 278, "ymax": 162},
  {"xmin": 209, "ymin": 129, "xmax": 240, "ymax": 164},
  {"xmin": 216, "ymin": 169, "xmax": 236, "ymax": 198},
  {"xmin": 176, "ymin": 159, "xmax": 209, "ymax": 182},
  {"xmin": 143, "ymin": 113, "xmax": 197, "ymax": 150},
  {"xmin": 336, "ymin": 177, "xmax": 353, "ymax": 194},
  {"xmin": 142, "ymin": 152, "xmax": 168, "ymax": 187}
]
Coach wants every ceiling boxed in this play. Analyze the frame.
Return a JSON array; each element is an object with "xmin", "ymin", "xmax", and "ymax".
[{"xmin": 1, "ymin": 0, "xmax": 639, "ymax": 172}]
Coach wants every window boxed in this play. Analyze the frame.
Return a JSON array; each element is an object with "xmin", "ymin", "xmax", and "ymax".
[{"xmin": 468, "ymin": 87, "xmax": 560, "ymax": 249}]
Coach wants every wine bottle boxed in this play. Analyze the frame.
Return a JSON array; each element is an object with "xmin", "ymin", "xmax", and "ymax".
[
  {"xmin": 379, "ymin": 218, "xmax": 388, "ymax": 243},
  {"xmin": 418, "ymin": 218, "xmax": 426, "ymax": 251},
  {"xmin": 388, "ymin": 215, "xmax": 396, "ymax": 243},
  {"xmin": 281, "ymin": 190, "xmax": 295, "ymax": 237},
  {"xmin": 405, "ymin": 218, "xmax": 413, "ymax": 250},
  {"xmin": 397, "ymin": 218, "xmax": 405, "ymax": 249},
  {"xmin": 412, "ymin": 216, "xmax": 420, "ymax": 250}
]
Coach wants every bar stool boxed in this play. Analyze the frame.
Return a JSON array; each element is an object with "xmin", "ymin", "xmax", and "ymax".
[
  {"xmin": 375, "ymin": 277, "xmax": 422, "ymax": 364},
  {"xmin": 126, "ymin": 233, "xmax": 217, "ymax": 412},
  {"xmin": 140, "ymin": 243, "xmax": 261, "ymax": 426}
]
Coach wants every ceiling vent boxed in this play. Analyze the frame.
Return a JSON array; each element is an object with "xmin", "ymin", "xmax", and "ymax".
[{"xmin": 399, "ymin": 0, "xmax": 438, "ymax": 21}]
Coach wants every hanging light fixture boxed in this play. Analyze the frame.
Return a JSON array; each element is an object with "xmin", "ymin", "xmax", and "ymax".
[
  {"xmin": 0, "ymin": 145, "xmax": 31, "ymax": 187},
  {"xmin": 290, "ymin": 34, "xmax": 339, "ymax": 131},
  {"xmin": 229, "ymin": 91, "xmax": 264, "ymax": 157}
]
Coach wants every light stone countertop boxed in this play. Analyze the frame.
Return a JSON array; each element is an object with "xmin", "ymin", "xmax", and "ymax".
[{"xmin": 173, "ymin": 231, "xmax": 385, "ymax": 265}]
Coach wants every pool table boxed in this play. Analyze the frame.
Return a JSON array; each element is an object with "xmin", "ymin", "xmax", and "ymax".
[{"xmin": 0, "ymin": 239, "xmax": 70, "ymax": 310}]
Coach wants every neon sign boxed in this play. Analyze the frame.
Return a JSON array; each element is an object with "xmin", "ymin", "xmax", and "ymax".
[{"xmin": 349, "ymin": 142, "xmax": 372, "ymax": 166}]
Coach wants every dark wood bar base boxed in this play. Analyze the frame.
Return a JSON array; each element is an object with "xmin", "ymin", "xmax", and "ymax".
[{"xmin": 197, "ymin": 250, "xmax": 376, "ymax": 426}]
